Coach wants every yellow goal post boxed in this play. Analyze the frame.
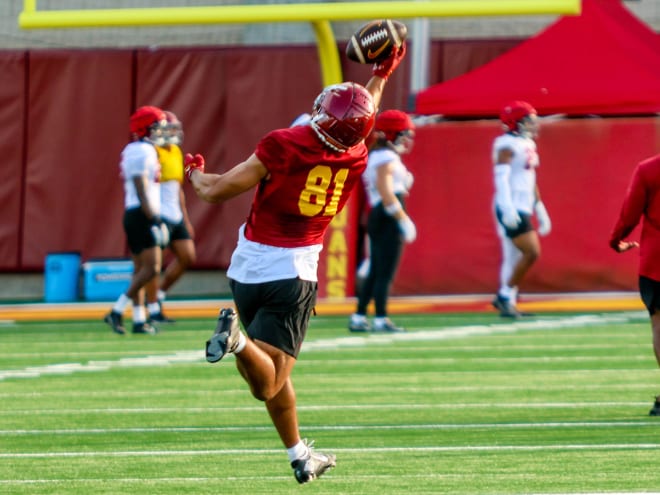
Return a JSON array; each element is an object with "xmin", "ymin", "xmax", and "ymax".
[{"xmin": 19, "ymin": 0, "xmax": 580, "ymax": 87}]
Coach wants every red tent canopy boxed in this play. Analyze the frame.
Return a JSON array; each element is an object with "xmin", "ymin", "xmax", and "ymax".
[{"xmin": 415, "ymin": 0, "xmax": 660, "ymax": 117}]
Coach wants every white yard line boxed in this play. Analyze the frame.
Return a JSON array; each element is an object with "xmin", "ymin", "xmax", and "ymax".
[
  {"xmin": 0, "ymin": 443, "xmax": 659, "ymax": 459},
  {"xmin": 1, "ymin": 420, "xmax": 659, "ymax": 436},
  {"xmin": 0, "ymin": 312, "xmax": 645, "ymax": 381},
  {"xmin": 0, "ymin": 402, "xmax": 655, "ymax": 416}
]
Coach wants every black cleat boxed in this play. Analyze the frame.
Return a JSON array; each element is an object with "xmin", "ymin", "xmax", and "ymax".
[
  {"xmin": 373, "ymin": 319, "xmax": 405, "ymax": 333},
  {"xmin": 291, "ymin": 439, "xmax": 337, "ymax": 484},
  {"xmin": 348, "ymin": 319, "xmax": 371, "ymax": 333},
  {"xmin": 205, "ymin": 308, "xmax": 241, "ymax": 363},
  {"xmin": 103, "ymin": 311, "xmax": 125, "ymax": 335},
  {"xmin": 132, "ymin": 322, "xmax": 157, "ymax": 335},
  {"xmin": 492, "ymin": 294, "xmax": 521, "ymax": 318},
  {"xmin": 649, "ymin": 396, "xmax": 660, "ymax": 416},
  {"xmin": 149, "ymin": 312, "xmax": 176, "ymax": 324}
]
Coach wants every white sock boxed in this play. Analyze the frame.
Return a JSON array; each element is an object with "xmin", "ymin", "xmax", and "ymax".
[
  {"xmin": 499, "ymin": 285, "xmax": 514, "ymax": 300},
  {"xmin": 147, "ymin": 302, "xmax": 160, "ymax": 315},
  {"xmin": 112, "ymin": 293, "xmax": 130, "ymax": 313},
  {"xmin": 157, "ymin": 290, "xmax": 166, "ymax": 302},
  {"xmin": 132, "ymin": 305, "xmax": 146, "ymax": 324},
  {"xmin": 510, "ymin": 286, "xmax": 519, "ymax": 305},
  {"xmin": 287, "ymin": 440, "xmax": 309, "ymax": 462},
  {"xmin": 233, "ymin": 332, "xmax": 247, "ymax": 354}
]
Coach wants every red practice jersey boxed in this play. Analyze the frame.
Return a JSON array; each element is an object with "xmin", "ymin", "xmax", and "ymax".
[
  {"xmin": 247, "ymin": 125, "xmax": 368, "ymax": 248},
  {"xmin": 610, "ymin": 154, "xmax": 660, "ymax": 281}
]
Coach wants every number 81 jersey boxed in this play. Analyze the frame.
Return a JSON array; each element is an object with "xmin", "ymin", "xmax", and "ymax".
[{"xmin": 247, "ymin": 125, "xmax": 368, "ymax": 248}]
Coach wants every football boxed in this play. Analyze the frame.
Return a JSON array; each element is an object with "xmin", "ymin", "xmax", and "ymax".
[{"xmin": 345, "ymin": 19, "xmax": 408, "ymax": 64}]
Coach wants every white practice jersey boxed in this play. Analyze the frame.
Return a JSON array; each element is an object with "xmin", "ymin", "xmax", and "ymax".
[
  {"xmin": 492, "ymin": 133, "xmax": 539, "ymax": 214},
  {"xmin": 363, "ymin": 148, "xmax": 412, "ymax": 207},
  {"xmin": 160, "ymin": 181, "xmax": 182, "ymax": 223},
  {"xmin": 120, "ymin": 141, "xmax": 161, "ymax": 213},
  {"xmin": 227, "ymin": 224, "xmax": 322, "ymax": 283}
]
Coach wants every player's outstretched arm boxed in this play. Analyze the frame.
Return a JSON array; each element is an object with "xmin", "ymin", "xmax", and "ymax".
[
  {"xmin": 186, "ymin": 152, "xmax": 268, "ymax": 204},
  {"xmin": 366, "ymin": 43, "xmax": 406, "ymax": 110}
]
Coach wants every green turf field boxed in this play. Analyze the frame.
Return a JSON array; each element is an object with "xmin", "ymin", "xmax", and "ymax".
[{"xmin": 1, "ymin": 311, "xmax": 659, "ymax": 494}]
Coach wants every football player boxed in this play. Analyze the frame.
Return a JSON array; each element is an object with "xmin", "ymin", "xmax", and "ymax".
[
  {"xmin": 349, "ymin": 109, "xmax": 416, "ymax": 333},
  {"xmin": 145, "ymin": 111, "xmax": 197, "ymax": 324},
  {"xmin": 610, "ymin": 153, "xmax": 660, "ymax": 415},
  {"xmin": 184, "ymin": 45, "xmax": 406, "ymax": 483},
  {"xmin": 492, "ymin": 101, "xmax": 551, "ymax": 318},
  {"xmin": 103, "ymin": 106, "xmax": 169, "ymax": 335}
]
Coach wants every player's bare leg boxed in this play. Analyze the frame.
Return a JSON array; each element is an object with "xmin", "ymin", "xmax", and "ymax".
[
  {"xmin": 232, "ymin": 339, "xmax": 335, "ymax": 482},
  {"xmin": 508, "ymin": 230, "xmax": 540, "ymax": 289},
  {"xmin": 126, "ymin": 247, "xmax": 161, "ymax": 301},
  {"xmin": 494, "ymin": 231, "xmax": 540, "ymax": 317},
  {"xmin": 264, "ymin": 377, "xmax": 301, "ymax": 448},
  {"xmin": 128, "ymin": 247, "xmax": 160, "ymax": 334},
  {"xmin": 649, "ymin": 311, "xmax": 660, "ymax": 416},
  {"xmin": 234, "ymin": 340, "xmax": 296, "ymax": 404},
  {"xmin": 160, "ymin": 238, "xmax": 196, "ymax": 292}
]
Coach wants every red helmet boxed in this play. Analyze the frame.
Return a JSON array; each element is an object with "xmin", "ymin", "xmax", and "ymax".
[
  {"xmin": 500, "ymin": 101, "xmax": 537, "ymax": 132},
  {"xmin": 311, "ymin": 82, "xmax": 375, "ymax": 151},
  {"xmin": 375, "ymin": 110, "xmax": 415, "ymax": 142},
  {"xmin": 164, "ymin": 110, "xmax": 179, "ymax": 124},
  {"xmin": 163, "ymin": 110, "xmax": 184, "ymax": 146},
  {"xmin": 129, "ymin": 106, "xmax": 167, "ymax": 140}
]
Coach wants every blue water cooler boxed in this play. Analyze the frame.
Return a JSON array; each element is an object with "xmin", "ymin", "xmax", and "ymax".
[{"xmin": 44, "ymin": 252, "xmax": 81, "ymax": 302}]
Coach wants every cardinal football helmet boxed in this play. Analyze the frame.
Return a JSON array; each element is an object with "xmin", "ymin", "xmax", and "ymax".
[
  {"xmin": 129, "ymin": 106, "xmax": 167, "ymax": 146},
  {"xmin": 311, "ymin": 82, "xmax": 375, "ymax": 152},
  {"xmin": 374, "ymin": 109, "xmax": 415, "ymax": 154},
  {"xmin": 500, "ymin": 101, "xmax": 538, "ymax": 139},
  {"xmin": 163, "ymin": 110, "xmax": 184, "ymax": 146}
]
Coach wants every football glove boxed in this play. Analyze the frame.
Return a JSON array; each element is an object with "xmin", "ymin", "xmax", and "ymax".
[
  {"xmin": 150, "ymin": 217, "xmax": 170, "ymax": 248},
  {"xmin": 184, "ymin": 153, "xmax": 205, "ymax": 181},
  {"xmin": 397, "ymin": 216, "xmax": 417, "ymax": 243},
  {"xmin": 373, "ymin": 43, "xmax": 407, "ymax": 80},
  {"xmin": 534, "ymin": 201, "xmax": 552, "ymax": 236},
  {"xmin": 500, "ymin": 208, "xmax": 521, "ymax": 229}
]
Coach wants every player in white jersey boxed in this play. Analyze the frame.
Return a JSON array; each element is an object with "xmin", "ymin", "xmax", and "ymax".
[
  {"xmin": 492, "ymin": 101, "xmax": 551, "ymax": 318},
  {"xmin": 349, "ymin": 110, "xmax": 416, "ymax": 333},
  {"xmin": 103, "ymin": 106, "xmax": 170, "ymax": 335}
]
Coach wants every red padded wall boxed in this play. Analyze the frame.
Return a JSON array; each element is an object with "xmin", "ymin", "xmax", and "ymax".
[
  {"xmin": 23, "ymin": 50, "xmax": 133, "ymax": 269},
  {"xmin": 6, "ymin": 45, "xmax": 659, "ymax": 296},
  {"xmin": 0, "ymin": 52, "xmax": 26, "ymax": 269},
  {"xmin": 397, "ymin": 117, "xmax": 660, "ymax": 295}
]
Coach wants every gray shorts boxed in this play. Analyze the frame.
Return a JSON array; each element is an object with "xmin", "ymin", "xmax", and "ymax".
[{"xmin": 229, "ymin": 278, "xmax": 317, "ymax": 358}]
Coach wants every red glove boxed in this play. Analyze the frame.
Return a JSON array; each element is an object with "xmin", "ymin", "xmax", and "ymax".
[
  {"xmin": 184, "ymin": 153, "xmax": 205, "ymax": 181},
  {"xmin": 373, "ymin": 42, "xmax": 407, "ymax": 80}
]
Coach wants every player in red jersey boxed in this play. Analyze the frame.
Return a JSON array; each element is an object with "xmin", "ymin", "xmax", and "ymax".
[
  {"xmin": 184, "ymin": 45, "xmax": 406, "ymax": 484},
  {"xmin": 610, "ymin": 153, "xmax": 660, "ymax": 416}
]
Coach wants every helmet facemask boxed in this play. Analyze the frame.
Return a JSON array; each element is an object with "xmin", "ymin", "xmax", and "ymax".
[
  {"xmin": 145, "ymin": 119, "xmax": 168, "ymax": 147},
  {"xmin": 390, "ymin": 129, "xmax": 415, "ymax": 155},
  {"xmin": 163, "ymin": 111, "xmax": 184, "ymax": 146},
  {"xmin": 516, "ymin": 114, "xmax": 539, "ymax": 139},
  {"xmin": 165, "ymin": 121, "xmax": 184, "ymax": 146}
]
